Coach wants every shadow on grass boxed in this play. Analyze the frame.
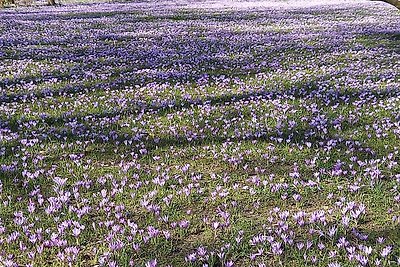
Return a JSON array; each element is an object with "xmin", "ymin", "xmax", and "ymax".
[
  {"xmin": 1, "ymin": 5, "xmax": 398, "ymax": 105},
  {"xmin": 1, "ymin": 3, "xmax": 399, "ymax": 172},
  {"xmin": 355, "ymin": 30, "xmax": 400, "ymax": 53},
  {"xmin": 1, "ymin": 77, "xmax": 388, "ymax": 169}
]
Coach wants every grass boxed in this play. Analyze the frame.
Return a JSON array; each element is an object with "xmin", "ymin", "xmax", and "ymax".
[{"xmin": 0, "ymin": 1, "xmax": 400, "ymax": 266}]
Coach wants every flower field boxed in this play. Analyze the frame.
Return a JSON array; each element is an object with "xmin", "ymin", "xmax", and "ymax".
[{"xmin": 0, "ymin": 1, "xmax": 399, "ymax": 266}]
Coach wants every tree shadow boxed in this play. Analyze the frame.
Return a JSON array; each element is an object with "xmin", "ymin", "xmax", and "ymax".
[
  {"xmin": 355, "ymin": 30, "xmax": 400, "ymax": 53},
  {"xmin": 1, "ymin": 4, "xmax": 398, "ymax": 103},
  {"xmin": 1, "ymin": 74, "xmax": 393, "ymax": 170},
  {"xmin": 0, "ymin": 3, "xmax": 399, "ymax": 164}
]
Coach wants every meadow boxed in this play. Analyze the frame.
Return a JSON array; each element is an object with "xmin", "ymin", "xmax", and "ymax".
[{"xmin": 0, "ymin": 1, "xmax": 399, "ymax": 266}]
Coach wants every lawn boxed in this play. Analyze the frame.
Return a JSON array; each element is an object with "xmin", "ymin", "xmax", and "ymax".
[{"xmin": 0, "ymin": 1, "xmax": 399, "ymax": 266}]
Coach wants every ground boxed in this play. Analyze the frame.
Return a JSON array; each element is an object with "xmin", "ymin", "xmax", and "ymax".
[{"xmin": 0, "ymin": 0, "xmax": 399, "ymax": 266}]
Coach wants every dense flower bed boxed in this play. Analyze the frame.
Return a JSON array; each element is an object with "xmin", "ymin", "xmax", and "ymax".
[{"xmin": 0, "ymin": 1, "xmax": 399, "ymax": 266}]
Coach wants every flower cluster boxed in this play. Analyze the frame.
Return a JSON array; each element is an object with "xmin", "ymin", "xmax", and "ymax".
[{"xmin": 0, "ymin": 0, "xmax": 399, "ymax": 266}]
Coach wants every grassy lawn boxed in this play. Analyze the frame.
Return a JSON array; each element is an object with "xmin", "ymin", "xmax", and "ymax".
[{"xmin": 0, "ymin": 1, "xmax": 399, "ymax": 266}]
